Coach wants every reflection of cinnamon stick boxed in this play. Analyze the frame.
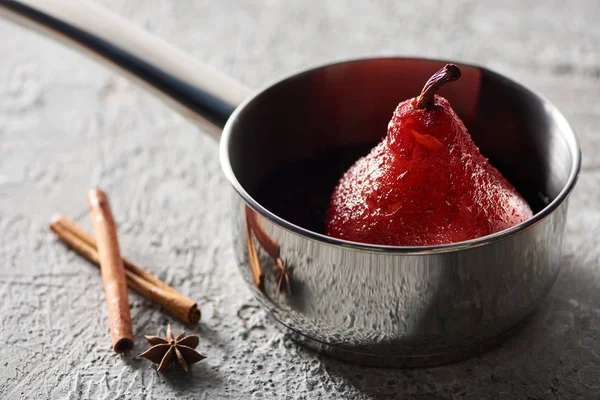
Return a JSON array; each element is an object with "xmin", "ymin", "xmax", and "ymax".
[
  {"xmin": 246, "ymin": 215, "xmax": 263, "ymax": 289},
  {"xmin": 50, "ymin": 215, "xmax": 201, "ymax": 325},
  {"xmin": 245, "ymin": 207, "xmax": 291, "ymax": 296},
  {"xmin": 88, "ymin": 189, "xmax": 134, "ymax": 353},
  {"xmin": 245, "ymin": 208, "xmax": 279, "ymax": 259}
]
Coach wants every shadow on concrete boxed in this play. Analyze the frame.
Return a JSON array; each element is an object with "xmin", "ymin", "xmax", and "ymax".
[{"xmin": 315, "ymin": 256, "xmax": 600, "ymax": 399}]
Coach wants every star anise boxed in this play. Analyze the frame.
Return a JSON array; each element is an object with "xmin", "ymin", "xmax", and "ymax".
[
  {"xmin": 139, "ymin": 324, "xmax": 206, "ymax": 372},
  {"xmin": 272, "ymin": 257, "xmax": 291, "ymax": 296}
]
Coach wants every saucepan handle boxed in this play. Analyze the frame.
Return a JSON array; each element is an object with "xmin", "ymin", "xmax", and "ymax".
[{"xmin": 0, "ymin": 0, "xmax": 251, "ymax": 138}]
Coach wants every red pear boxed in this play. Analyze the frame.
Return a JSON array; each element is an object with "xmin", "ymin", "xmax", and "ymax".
[{"xmin": 326, "ymin": 64, "xmax": 533, "ymax": 246}]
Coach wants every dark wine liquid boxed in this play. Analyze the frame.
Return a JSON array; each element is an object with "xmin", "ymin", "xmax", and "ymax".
[{"xmin": 254, "ymin": 144, "xmax": 549, "ymax": 235}]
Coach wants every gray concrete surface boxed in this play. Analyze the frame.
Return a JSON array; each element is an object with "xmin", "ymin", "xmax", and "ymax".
[{"xmin": 1, "ymin": 0, "xmax": 599, "ymax": 398}]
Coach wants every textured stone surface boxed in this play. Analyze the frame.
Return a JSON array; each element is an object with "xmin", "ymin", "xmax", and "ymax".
[{"xmin": 0, "ymin": 0, "xmax": 599, "ymax": 398}]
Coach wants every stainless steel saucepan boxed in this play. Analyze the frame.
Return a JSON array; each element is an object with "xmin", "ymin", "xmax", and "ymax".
[{"xmin": 1, "ymin": 0, "xmax": 581, "ymax": 367}]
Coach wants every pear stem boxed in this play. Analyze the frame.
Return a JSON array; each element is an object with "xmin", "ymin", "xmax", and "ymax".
[{"xmin": 414, "ymin": 64, "xmax": 461, "ymax": 109}]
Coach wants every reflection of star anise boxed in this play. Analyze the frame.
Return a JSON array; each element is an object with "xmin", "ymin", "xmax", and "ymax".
[
  {"xmin": 139, "ymin": 324, "xmax": 206, "ymax": 372},
  {"xmin": 272, "ymin": 257, "xmax": 291, "ymax": 296}
]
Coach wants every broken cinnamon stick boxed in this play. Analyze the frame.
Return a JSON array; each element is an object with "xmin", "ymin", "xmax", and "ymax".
[
  {"xmin": 49, "ymin": 215, "xmax": 201, "ymax": 325},
  {"xmin": 88, "ymin": 189, "xmax": 134, "ymax": 353}
]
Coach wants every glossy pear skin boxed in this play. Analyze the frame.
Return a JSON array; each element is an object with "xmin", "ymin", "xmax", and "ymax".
[{"xmin": 326, "ymin": 95, "xmax": 534, "ymax": 246}]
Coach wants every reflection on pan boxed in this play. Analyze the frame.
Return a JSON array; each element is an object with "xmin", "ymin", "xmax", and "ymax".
[{"xmin": 245, "ymin": 206, "xmax": 291, "ymax": 296}]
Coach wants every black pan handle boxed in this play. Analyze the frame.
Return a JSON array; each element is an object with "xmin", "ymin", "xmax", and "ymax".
[{"xmin": 0, "ymin": 0, "xmax": 251, "ymax": 137}]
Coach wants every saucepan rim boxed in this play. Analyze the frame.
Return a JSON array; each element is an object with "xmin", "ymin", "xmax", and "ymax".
[{"xmin": 220, "ymin": 56, "xmax": 582, "ymax": 255}]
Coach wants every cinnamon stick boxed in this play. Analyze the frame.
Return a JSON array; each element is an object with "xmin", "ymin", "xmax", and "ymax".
[
  {"xmin": 88, "ymin": 189, "xmax": 134, "ymax": 353},
  {"xmin": 53, "ymin": 215, "xmax": 175, "ymax": 294},
  {"xmin": 125, "ymin": 273, "xmax": 200, "ymax": 324},
  {"xmin": 49, "ymin": 215, "xmax": 201, "ymax": 325}
]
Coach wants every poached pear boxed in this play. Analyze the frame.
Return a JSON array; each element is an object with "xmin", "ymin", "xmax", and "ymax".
[{"xmin": 326, "ymin": 64, "xmax": 533, "ymax": 246}]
